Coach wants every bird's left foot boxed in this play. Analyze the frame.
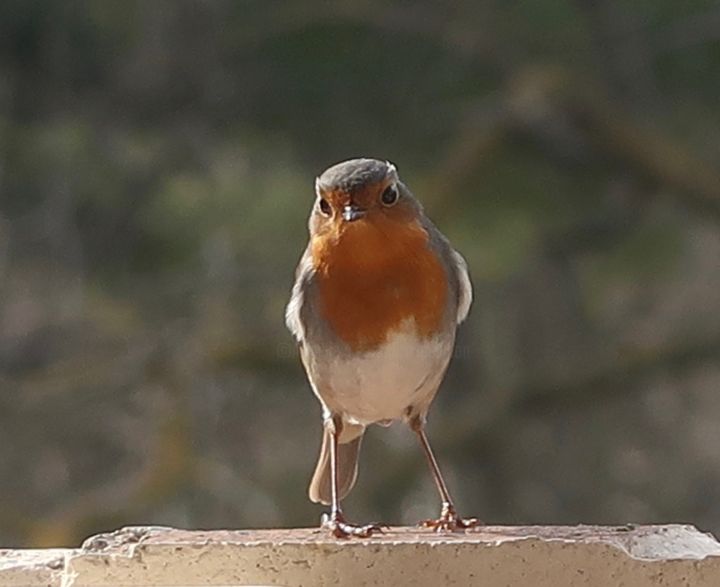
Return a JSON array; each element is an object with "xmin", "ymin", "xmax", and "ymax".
[
  {"xmin": 419, "ymin": 502, "xmax": 481, "ymax": 532},
  {"xmin": 321, "ymin": 511, "xmax": 386, "ymax": 539}
]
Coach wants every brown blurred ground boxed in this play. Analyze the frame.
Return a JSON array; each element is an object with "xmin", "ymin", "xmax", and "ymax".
[{"xmin": 1, "ymin": 0, "xmax": 720, "ymax": 547}]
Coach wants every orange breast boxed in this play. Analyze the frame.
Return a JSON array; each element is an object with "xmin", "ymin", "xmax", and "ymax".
[{"xmin": 311, "ymin": 216, "xmax": 448, "ymax": 352}]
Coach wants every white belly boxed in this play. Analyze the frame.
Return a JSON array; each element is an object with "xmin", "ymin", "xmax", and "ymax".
[{"xmin": 315, "ymin": 328, "xmax": 454, "ymax": 425}]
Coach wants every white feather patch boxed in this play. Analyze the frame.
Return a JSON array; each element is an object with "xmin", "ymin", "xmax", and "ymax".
[
  {"xmin": 317, "ymin": 322, "xmax": 453, "ymax": 425},
  {"xmin": 452, "ymin": 250, "xmax": 472, "ymax": 324},
  {"xmin": 285, "ymin": 255, "xmax": 313, "ymax": 342}
]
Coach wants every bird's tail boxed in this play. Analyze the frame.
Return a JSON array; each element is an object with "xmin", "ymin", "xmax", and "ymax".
[{"xmin": 308, "ymin": 423, "xmax": 364, "ymax": 505}]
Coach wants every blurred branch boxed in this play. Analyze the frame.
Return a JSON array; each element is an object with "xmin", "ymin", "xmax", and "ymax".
[
  {"xmin": 9, "ymin": 338, "xmax": 157, "ymax": 409},
  {"xmin": 574, "ymin": 0, "xmax": 659, "ymax": 105},
  {"xmin": 431, "ymin": 66, "xmax": 720, "ymax": 221},
  {"xmin": 443, "ymin": 333, "xmax": 720, "ymax": 452},
  {"xmin": 25, "ymin": 408, "xmax": 194, "ymax": 547},
  {"xmin": 237, "ymin": 2, "xmax": 502, "ymax": 64},
  {"xmin": 506, "ymin": 67, "xmax": 720, "ymax": 219},
  {"xmin": 207, "ymin": 338, "xmax": 298, "ymax": 375},
  {"xmin": 7, "ymin": 319, "xmax": 295, "ymax": 545},
  {"xmin": 424, "ymin": 99, "xmax": 510, "ymax": 219},
  {"xmin": 655, "ymin": 6, "xmax": 720, "ymax": 52},
  {"xmin": 0, "ymin": 215, "xmax": 9, "ymax": 294}
]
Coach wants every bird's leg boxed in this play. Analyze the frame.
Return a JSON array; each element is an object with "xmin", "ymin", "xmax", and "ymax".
[
  {"xmin": 321, "ymin": 415, "xmax": 384, "ymax": 538},
  {"xmin": 410, "ymin": 415, "xmax": 481, "ymax": 532}
]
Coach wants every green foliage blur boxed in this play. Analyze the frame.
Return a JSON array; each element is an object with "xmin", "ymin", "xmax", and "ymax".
[{"xmin": 2, "ymin": 0, "xmax": 720, "ymax": 547}]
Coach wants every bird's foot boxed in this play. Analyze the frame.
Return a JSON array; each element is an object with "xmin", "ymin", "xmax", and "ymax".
[
  {"xmin": 321, "ymin": 511, "xmax": 386, "ymax": 539},
  {"xmin": 419, "ymin": 502, "xmax": 481, "ymax": 532}
]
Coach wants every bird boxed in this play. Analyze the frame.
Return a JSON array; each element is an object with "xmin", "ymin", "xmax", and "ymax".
[{"xmin": 285, "ymin": 158, "xmax": 477, "ymax": 538}]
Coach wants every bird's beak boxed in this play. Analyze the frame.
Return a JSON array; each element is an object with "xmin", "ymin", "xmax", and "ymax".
[{"xmin": 342, "ymin": 204, "xmax": 366, "ymax": 222}]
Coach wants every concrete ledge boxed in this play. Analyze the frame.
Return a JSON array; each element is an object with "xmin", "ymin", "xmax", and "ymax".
[{"xmin": 2, "ymin": 524, "xmax": 720, "ymax": 586}]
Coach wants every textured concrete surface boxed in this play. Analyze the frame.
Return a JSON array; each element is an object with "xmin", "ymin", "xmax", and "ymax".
[
  {"xmin": 0, "ymin": 549, "xmax": 67, "ymax": 586},
  {"xmin": 2, "ymin": 524, "xmax": 720, "ymax": 586}
]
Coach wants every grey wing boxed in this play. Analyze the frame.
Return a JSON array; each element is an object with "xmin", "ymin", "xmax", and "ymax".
[
  {"xmin": 285, "ymin": 247, "xmax": 314, "ymax": 343},
  {"xmin": 285, "ymin": 248, "xmax": 336, "ymax": 413},
  {"xmin": 423, "ymin": 217, "xmax": 473, "ymax": 325}
]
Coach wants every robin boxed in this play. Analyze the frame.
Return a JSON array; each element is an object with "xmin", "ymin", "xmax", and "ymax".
[{"xmin": 286, "ymin": 158, "xmax": 477, "ymax": 538}]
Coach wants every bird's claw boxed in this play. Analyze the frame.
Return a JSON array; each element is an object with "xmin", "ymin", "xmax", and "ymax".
[
  {"xmin": 321, "ymin": 512, "xmax": 386, "ymax": 538},
  {"xmin": 419, "ymin": 502, "xmax": 481, "ymax": 532}
]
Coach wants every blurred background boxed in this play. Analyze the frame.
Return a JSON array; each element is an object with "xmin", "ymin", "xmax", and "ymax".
[{"xmin": 2, "ymin": 0, "xmax": 720, "ymax": 548}]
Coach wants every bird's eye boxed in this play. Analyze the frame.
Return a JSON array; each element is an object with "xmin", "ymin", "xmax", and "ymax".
[
  {"xmin": 318, "ymin": 198, "xmax": 332, "ymax": 216},
  {"xmin": 380, "ymin": 185, "xmax": 398, "ymax": 206}
]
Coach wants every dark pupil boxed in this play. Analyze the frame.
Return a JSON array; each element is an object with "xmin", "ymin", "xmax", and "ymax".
[
  {"xmin": 381, "ymin": 186, "xmax": 398, "ymax": 205},
  {"xmin": 319, "ymin": 198, "xmax": 331, "ymax": 215}
]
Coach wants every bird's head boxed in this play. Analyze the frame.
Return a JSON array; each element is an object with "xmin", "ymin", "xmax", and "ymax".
[{"xmin": 309, "ymin": 158, "xmax": 422, "ymax": 238}]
